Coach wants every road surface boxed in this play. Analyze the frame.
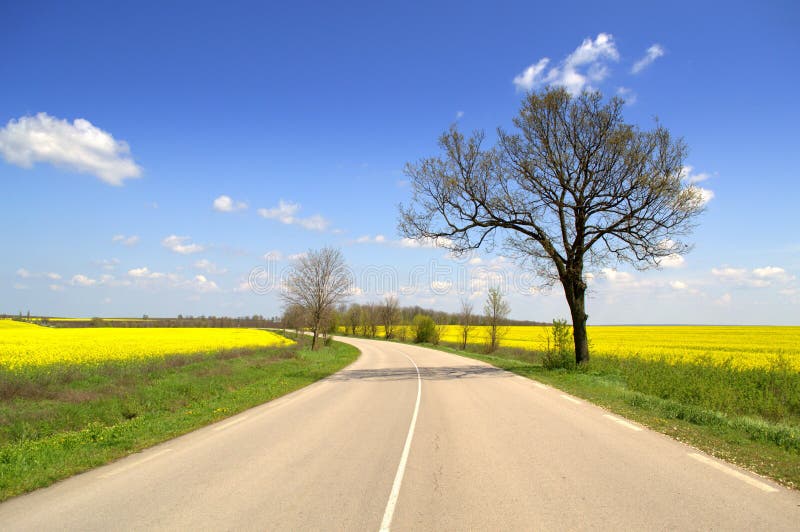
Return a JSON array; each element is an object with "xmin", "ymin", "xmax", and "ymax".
[{"xmin": 1, "ymin": 337, "xmax": 798, "ymax": 530}]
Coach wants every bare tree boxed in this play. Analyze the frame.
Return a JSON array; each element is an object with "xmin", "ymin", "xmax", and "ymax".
[
  {"xmin": 400, "ymin": 88, "xmax": 704, "ymax": 364},
  {"xmin": 379, "ymin": 295, "xmax": 400, "ymax": 339},
  {"xmin": 484, "ymin": 287, "xmax": 510, "ymax": 352},
  {"xmin": 281, "ymin": 247, "xmax": 351, "ymax": 350},
  {"xmin": 346, "ymin": 304, "xmax": 361, "ymax": 335},
  {"xmin": 282, "ymin": 304, "xmax": 306, "ymax": 345},
  {"xmin": 364, "ymin": 303, "xmax": 378, "ymax": 338},
  {"xmin": 458, "ymin": 297, "xmax": 475, "ymax": 350}
]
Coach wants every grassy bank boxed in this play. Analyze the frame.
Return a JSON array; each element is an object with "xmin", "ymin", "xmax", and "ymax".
[
  {"xmin": 345, "ymin": 333, "xmax": 800, "ymax": 489},
  {"xmin": 0, "ymin": 340, "xmax": 359, "ymax": 501}
]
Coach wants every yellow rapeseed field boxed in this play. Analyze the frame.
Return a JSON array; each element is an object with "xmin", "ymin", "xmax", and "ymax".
[
  {"xmin": 352, "ymin": 323, "xmax": 800, "ymax": 371},
  {"xmin": 0, "ymin": 319, "xmax": 293, "ymax": 370},
  {"xmin": 435, "ymin": 324, "xmax": 800, "ymax": 371}
]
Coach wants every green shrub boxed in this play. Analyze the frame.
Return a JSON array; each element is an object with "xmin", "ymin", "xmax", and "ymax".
[
  {"xmin": 542, "ymin": 319, "xmax": 576, "ymax": 370},
  {"xmin": 413, "ymin": 315, "xmax": 439, "ymax": 344}
]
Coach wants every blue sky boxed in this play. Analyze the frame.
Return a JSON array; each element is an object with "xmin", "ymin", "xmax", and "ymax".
[{"xmin": 1, "ymin": 1, "xmax": 798, "ymax": 324}]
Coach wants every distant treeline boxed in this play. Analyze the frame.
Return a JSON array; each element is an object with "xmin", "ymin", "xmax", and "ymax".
[
  {"xmin": 3, "ymin": 314, "xmax": 282, "ymax": 329},
  {"xmin": 334, "ymin": 304, "xmax": 547, "ymax": 327}
]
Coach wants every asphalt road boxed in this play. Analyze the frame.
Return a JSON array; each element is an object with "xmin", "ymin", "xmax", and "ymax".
[{"xmin": 1, "ymin": 337, "xmax": 798, "ymax": 531}]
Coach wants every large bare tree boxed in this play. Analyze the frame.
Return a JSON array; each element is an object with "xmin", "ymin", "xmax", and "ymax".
[
  {"xmin": 400, "ymin": 88, "xmax": 704, "ymax": 364},
  {"xmin": 281, "ymin": 247, "xmax": 351, "ymax": 350}
]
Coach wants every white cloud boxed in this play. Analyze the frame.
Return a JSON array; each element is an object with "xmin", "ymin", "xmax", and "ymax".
[
  {"xmin": 234, "ymin": 279, "xmax": 252, "ymax": 293},
  {"xmin": 455, "ymin": 110, "xmax": 465, "ymax": 120},
  {"xmin": 669, "ymin": 280, "xmax": 688, "ymax": 290},
  {"xmin": 13, "ymin": 283, "xmax": 28, "ymax": 290},
  {"xmin": 715, "ymin": 293, "xmax": 732, "ymax": 305},
  {"xmin": 0, "ymin": 112, "xmax": 141, "ymax": 185},
  {"xmin": 631, "ymin": 44, "xmax": 665, "ymax": 74},
  {"xmin": 96, "ymin": 258, "xmax": 120, "ymax": 271},
  {"xmin": 685, "ymin": 186, "xmax": 714, "ymax": 207},
  {"xmin": 355, "ymin": 234, "xmax": 387, "ymax": 245},
  {"xmin": 128, "ymin": 267, "xmax": 154, "ymax": 278},
  {"xmin": 600, "ymin": 268, "xmax": 634, "ymax": 283},
  {"xmin": 659, "ymin": 254, "xmax": 686, "ymax": 268},
  {"xmin": 680, "ymin": 165, "xmax": 712, "ymax": 184},
  {"xmin": 257, "ymin": 200, "xmax": 330, "ymax": 231},
  {"xmin": 112, "ymin": 234, "xmax": 140, "ymax": 246},
  {"xmin": 263, "ymin": 250, "xmax": 283, "ymax": 261},
  {"xmin": 194, "ymin": 259, "xmax": 227, "ymax": 275},
  {"xmin": 49, "ymin": 284, "xmax": 64, "ymax": 292},
  {"xmin": 287, "ymin": 252, "xmax": 308, "ymax": 261},
  {"xmin": 397, "ymin": 236, "xmax": 453, "ymax": 249},
  {"xmin": 679, "ymin": 167, "xmax": 715, "ymax": 207},
  {"xmin": 513, "ymin": 58, "xmax": 551, "ymax": 92},
  {"xmin": 296, "ymin": 214, "xmax": 329, "ymax": 231},
  {"xmin": 430, "ymin": 280, "xmax": 453, "ymax": 294},
  {"xmin": 513, "ymin": 33, "xmax": 619, "ymax": 94},
  {"xmin": 162, "ymin": 235, "xmax": 204, "ymax": 255},
  {"xmin": 752, "ymin": 266, "xmax": 789, "ymax": 279},
  {"xmin": 190, "ymin": 274, "xmax": 219, "ymax": 293},
  {"xmin": 17, "ymin": 268, "xmax": 63, "ymax": 280},
  {"xmin": 213, "ymin": 195, "xmax": 247, "ymax": 212},
  {"xmin": 711, "ymin": 267, "xmax": 746, "ymax": 280},
  {"xmin": 616, "ymin": 86, "xmax": 637, "ymax": 105},
  {"xmin": 258, "ymin": 200, "xmax": 299, "ymax": 223},
  {"xmin": 71, "ymin": 274, "xmax": 97, "ymax": 287},
  {"xmin": 711, "ymin": 265, "xmax": 795, "ymax": 288}
]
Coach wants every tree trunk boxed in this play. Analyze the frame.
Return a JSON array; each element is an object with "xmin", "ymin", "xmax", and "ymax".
[
  {"xmin": 311, "ymin": 327, "xmax": 319, "ymax": 350},
  {"xmin": 563, "ymin": 275, "xmax": 590, "ymax": 365}
]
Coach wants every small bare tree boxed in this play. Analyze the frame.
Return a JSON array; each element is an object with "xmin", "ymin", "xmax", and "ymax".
[
  {"xmin": 346, "ymin": 304, "xmax": 361, "ymax": 335},
  {"xmin": 458, "ymin": 297, "xmax": 475, "ymax": 350},
  {"xmin": 281, "ymin": 247, "xmax": 351, "ymax": 350},
  {"xmin": 379, "ymin": 295, "xmax": 400, "ymax": 339},
  {"xmin": 282, "ymin": 304, "xmax": 306, "ymax": 345},
  {"xmin": 400, "ymin": 88, "xmax": 704, "ymax": 364},
  {"xmin": 364, "ymin": 303, "xmax": 378, "ymax": 338},
  {"xmin": 484, "ymin": 287, "xmax": 510, "ymax": 352}
]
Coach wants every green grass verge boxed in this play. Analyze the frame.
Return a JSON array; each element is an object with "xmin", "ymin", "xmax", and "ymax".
[
  {"xmin": 0, "ymin": 340, "xmax": 359, "ymax": 501},
  {"xmin": 342, "ymin": 334, "xmax": 800, "ymax": 490}
]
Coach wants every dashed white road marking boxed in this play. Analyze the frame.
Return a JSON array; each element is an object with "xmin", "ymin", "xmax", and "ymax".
[
  {"xmin": 212, "ymin": 415, "xmax": 249, "ymax": 432},
  {"xmin": 559, "ymin": 394, "xmax": 582, "ymax": 405},
  {"xmin": 603, "ymin": 414, "xmax": 643, "ymax": 432},
  {"xmin": 688, "ymin": 452, "xmax": 778, "ymax": 493},
  {"xmin": 379, "ymin": 350, "xmax": 422, "ymax": 532},
  {"xmin": 99, "ymin": 449, "xmax": 173, "ymax": 478}
]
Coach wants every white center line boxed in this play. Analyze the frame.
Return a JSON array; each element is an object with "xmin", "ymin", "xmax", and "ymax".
[
  {"xmin": 212, "ymin": 415, "xmax": 249, "ymax": 432},
  {"xmin": 379, "ymin": 350, "xmax": 422, "ymax": 532},
  {"xmin": 560, "ymin": 394, "xmax": 582, "ymax": 405},
  {"xmin": 603, "ymin": 414, "xmax": 643, "ymax": 431},
  {"xmin": 99, "ymin": 448, "xmax": 173, "ymax": 478},
  {"xmin": 688, "ymin": 452, "xmax": 778, "ymax": 492}
]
